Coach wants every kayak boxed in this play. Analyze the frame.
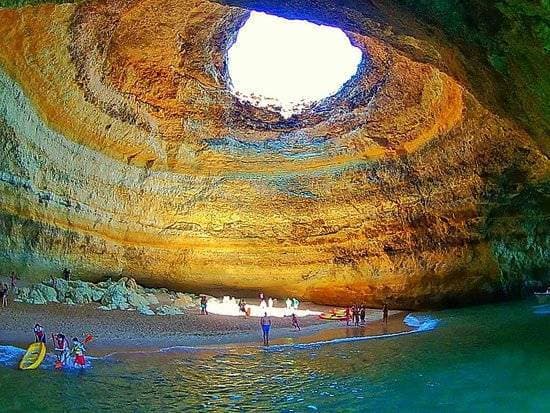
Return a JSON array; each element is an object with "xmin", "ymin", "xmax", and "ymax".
[
  {"xmin": 319, "ymin": 309, "xmax": 347, "ymax": 320},
  {"xmin": 19, "ymin": 342, "xmax": 46, "ymax": 370}
]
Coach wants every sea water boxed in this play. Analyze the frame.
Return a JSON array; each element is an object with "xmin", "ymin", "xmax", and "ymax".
[{"xmin": 0, "ymin": 299, "xmax": 548, "ymax": 412}]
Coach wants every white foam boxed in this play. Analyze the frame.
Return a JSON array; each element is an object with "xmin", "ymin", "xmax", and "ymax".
[{"xmin": 267, "ymin": 314, "xmax": 439, "ymax": 350}]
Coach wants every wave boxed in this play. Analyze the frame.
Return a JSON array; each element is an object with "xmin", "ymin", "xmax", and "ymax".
[
  {"xmin": 1, "ymin": 314, "xmax": 439, "ymax": 365},
  {"xmin": 0, "ymin": 345, "xmax": 25, "ymax": 368},
  {"xmin": 0, "ymin": 345, "xmax": 99, "ymax": 370},
  {"xmin": 533, "ymin": 304, "xmax": 550, "ymax": 316},
  {"xmin": 403, "ymin": 313, "xmax": 440, "ymax": 331},
  {"xmin": 266, "ymin": 313, "xmax": 439, "ymax": 350}
]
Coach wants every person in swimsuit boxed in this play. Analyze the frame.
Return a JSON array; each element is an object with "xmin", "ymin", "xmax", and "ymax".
[
  {"xmin": 34, "ymin": 323, "xmax": 46, "ymax": 343},
  {"xmin": 71, "ymin": 337, "xmax": 86, "ymax": 369},
  {"xmin": 345, "ymin": 306, "xmax": 351, "ymax": 326},
  {"xmin": 382, "ymin": 302, "xmax": 389, "ymax": 324},
  {"xmin": 260, "ymin": 312, "xmax": 272, "ymax": 346},
  {"xmin": 200, "ymin": 295, "xmax": 208, "ymax": 315}
]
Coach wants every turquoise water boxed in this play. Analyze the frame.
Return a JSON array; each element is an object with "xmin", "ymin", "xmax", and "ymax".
[{"xmin": 1, "ymin": 299, "xmax": 548, "ymax": 412}]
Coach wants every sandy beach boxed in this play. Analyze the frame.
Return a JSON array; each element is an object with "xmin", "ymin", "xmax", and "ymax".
[{"xmin": 0, "ymin": 298, "xmax": 408, "ymax": 353}]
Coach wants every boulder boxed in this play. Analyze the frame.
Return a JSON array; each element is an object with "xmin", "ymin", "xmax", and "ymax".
[
  {"xmin": 126, "ymin": 277, "xmax": 138, "ymax": 290},
  {"xmin": 127, "ymin": 291, "xmax": 150, "ymax": 308},
  {"xmin": 173, "ymin": 294, "xmax": 194, "ymax": 308},
  {"xmin": 97, "ymin": 279, "xmax": 113, "ymax": 289},
  {"xmin": 28, "ymin": 289, "xmax": 46, "ymax": 305},
  {"xmin": 90, "ymin": 287, "xmax": 105, "ymax": 302},
  {"xmin": 145, "ymin": 293, "xmax": 159, "ymax": 305},
  {"xmin": 101, "ymin": 284, "xmax": 129, "ymax": 309},
  {"xmin": 15, "ymin": 287, "xmax": 31, "ymax": 302},
  {"xmin": 138, "ymin": 305, "xmax": 155, "ymax": 316},
  {"xmin": 66, "ymin": 285, "xmax": 93, "ymax": 304},
  {"xmin": 35, "ymin": 283, "xmax": 58, "ymax": 302},
  {"xmin": 156, "ymin": 305, "xmax": 184, "ymax": 316},
  {"xmin": 53, "ymin": 278, "xmax": 69, "ymax": 301}
]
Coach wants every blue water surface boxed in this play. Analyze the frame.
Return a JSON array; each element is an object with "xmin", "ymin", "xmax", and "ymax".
[{"xmin": 0, "ymin": 300, "xmax": 548, "ymax": 412}]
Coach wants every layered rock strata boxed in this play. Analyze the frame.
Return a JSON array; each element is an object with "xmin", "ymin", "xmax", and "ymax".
[{"xmin": 0, "ymin": 0, "xmax": 548, "ymax": 308}]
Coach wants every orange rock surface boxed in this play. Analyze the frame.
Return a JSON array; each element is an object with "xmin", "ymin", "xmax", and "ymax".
[{"xmin": 0, "ymin": 0, "xmax": 547, "ymax": 308}]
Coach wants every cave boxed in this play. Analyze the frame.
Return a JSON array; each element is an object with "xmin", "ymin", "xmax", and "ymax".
[{"xmin": 0, "ymin": 0, "xmax": 548, "ymax": 309}]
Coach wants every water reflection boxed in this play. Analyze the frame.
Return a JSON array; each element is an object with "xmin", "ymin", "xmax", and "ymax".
[{"xmin": 0, "ymin": 300, "xmax": 548, "ymax": 412}]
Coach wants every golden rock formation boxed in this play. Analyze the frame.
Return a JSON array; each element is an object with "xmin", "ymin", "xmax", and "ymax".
[{"xmin": 0, "ymin": 0, "xmax": 548, "ymax": 308}]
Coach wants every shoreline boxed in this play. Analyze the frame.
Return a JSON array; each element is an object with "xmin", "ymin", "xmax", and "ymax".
[{"xmin": 0, "ymin": 299, "xmax": 410, "ymax": 354}]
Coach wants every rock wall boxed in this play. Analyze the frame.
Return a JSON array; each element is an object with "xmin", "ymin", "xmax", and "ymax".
[{"xmin": 0, "ymin": 0, "xmax": 548, "ymax": 308}]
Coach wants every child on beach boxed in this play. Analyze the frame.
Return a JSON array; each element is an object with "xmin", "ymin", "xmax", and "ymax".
[
  {"xmin": 291, "ymin": 313, "xmax": 301, "ymax": 331},
  {"xmin": 71, "ymin": 337, "xmax": 86, "ymax": 368}
]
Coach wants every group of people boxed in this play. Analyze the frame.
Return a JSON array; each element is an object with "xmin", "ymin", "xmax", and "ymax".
[
  {"xmin": 33, "ymin": 323, "xmax": 89, "ymax": 369},
  {"xmin": 0, "ymin": 272, "xmax": 19, "ymax": 307},
  {"xmin": 259, "ymin": 311, "xmax": 301, "ymax": 346},
  {"xmin": 258, "ymin": 293, "xmax": 300, "ymax": 313},
  {"xmin": 345, "ymin": 303, "xmax": 389, "ymax": 326}
]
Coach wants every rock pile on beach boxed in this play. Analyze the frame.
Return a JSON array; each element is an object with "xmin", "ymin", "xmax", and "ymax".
[{"xmin": 14, "ymin": 277, "xmax": 198, "ymax": 316}]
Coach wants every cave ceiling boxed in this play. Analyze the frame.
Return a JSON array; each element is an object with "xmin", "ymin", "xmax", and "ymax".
[{"xmin": 0, "ymin": 0, "xmax": 548, "ymax": 308}]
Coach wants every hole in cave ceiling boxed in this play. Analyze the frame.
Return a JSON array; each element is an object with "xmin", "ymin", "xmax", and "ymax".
[{"xmin": 227, "ymin": 11, "xmax": 363, "ymax": 118}]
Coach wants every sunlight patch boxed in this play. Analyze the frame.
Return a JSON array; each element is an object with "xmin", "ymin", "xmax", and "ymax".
[{"xmin": 227, "ymin": 11, "xmax": 363, "ymax": 117}]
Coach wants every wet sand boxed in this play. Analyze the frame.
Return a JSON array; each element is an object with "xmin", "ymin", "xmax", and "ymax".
[{"xmin": 0, "ymin": 299, "xmax": 408, "ymax": 354}]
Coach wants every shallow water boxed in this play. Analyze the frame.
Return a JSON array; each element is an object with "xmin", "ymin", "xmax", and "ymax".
[{"xmin": 1, "ymin": 299, "xmax": 548, "ymax": 412}]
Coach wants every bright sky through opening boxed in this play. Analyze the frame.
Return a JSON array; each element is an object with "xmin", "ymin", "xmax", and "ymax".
[{"xmin": 227, "ymin": 11, "xmax": 363, "ymax": 117}]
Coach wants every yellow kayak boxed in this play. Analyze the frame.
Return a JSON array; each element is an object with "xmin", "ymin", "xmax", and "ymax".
[
  {"xmin": 319, "ymin": 309, "xmax": 347, "ymax": 320},
  {"xmin": 19, "ymin": 342, "xmax": 46, "ymax": 370}
]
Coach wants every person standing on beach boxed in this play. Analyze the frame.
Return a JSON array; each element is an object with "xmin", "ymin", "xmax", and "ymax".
[
  {"xmin": 345, "ymin": 306, "xmax": 351, "ymax": 326},
  {"xmin": 34, "ymin": 323, "xmax": 46, "ymax": 343},
  {"xmin": 360, "ymin": 305, "xmax": 366, "ymax": 324},
  {"xmin": 53, "ymin": 333, "xmax": 70, "ymax": 367},
  {"xmin": 62, "ymin": 268, "xmax": 71, "ymax": 281},
  {"xmin": 285, "ymin": 298, "xmax": 292, "ymax": 311},
  {"xmin": 382, "ymin": 302, "xmax": 389, "ymax": 324},
  {"xmin": 1, "ymin": 283, "xmax": 8, "ymax": 307},
  {"xmin": 291, "ymin": 313, "xmax": 301, "ymax": 331},
  {"xmin": 9, "ymin": 272, "xmax": 18, "ymax": 293},
  {"xmin": 353, "ymin": 305, "xmax": 360, "ymax": 326},
  {"xmin": 260, "ymin": 312, "xmax": 272, "ymax": 346},
  {"xmin": 71, "ymin": 337, "xmax": 86, "ymax": 369},
  {"xmin": 200, "ymin": 295, "xmax": 208, "ymax": 315}
]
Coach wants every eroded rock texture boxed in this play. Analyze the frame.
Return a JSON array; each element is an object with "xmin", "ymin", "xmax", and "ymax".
[{"xmin": 0, "ymin": 0, "xmax": 548, "ymax": 308}]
